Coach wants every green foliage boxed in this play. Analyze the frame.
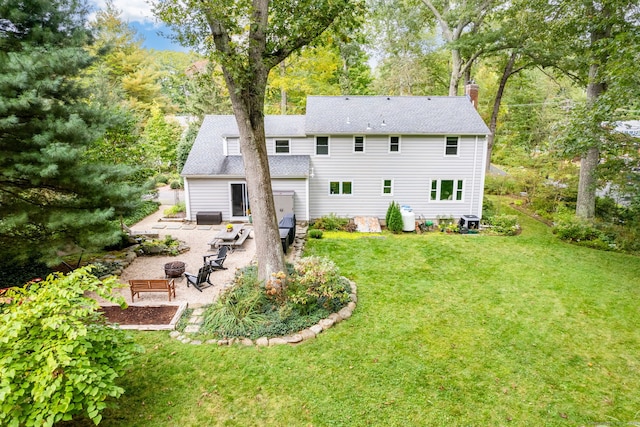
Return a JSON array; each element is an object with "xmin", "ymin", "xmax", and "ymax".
[
  {"xmin": 163, "ymin": 202, "xmax": 186, "ymax": 217},
  {"xmin": 312, "ymin": 213, "xmax": 350, "ymax": 231},
  {"xmin": 288, "ymin": 256, "xmax": 351, "ymax": 312},
  {"xmin": 121, "ymin": 201, "xmax": 160, "ymax": 227},
  {"xmin": 141, "ymin": 106, "xmax": 183, "ymax": 172},
  {"xmin": 0, "ymin": 0, "xmax": 145, "ymax": 265},
  {"xmin": 485, "ymin": 214, "xmax": 520, "ymax": 236},
  {"xmin": 0, "ymin": 260, "xmax": 51, "ymax": 289},
  {"xmin": 169, "ymin": 179, "xmax": 183, "ymax": 189},
  {"xmin": 552, "ymin": 213, "xmax": 608, "ymax": 244},
  {"xmin": 483, "ymin": 174, "xmax": 520, "ymax": 195},
  {"xmin": 0, "ymin": 268, "xmax": 139, "ymax": 426},
  {"xmin": 308, "ymin": 229, "xmax": 324, "ymax": 239},
  {"xmin": 386, "ymin": 201, "xmax": 404, "ymax": 233},
  {"xmin": 138, "ymin": 236, "xmax": 181, "ymax": 256},
  {"xmin": 201, "ymin": 257, "xmax": 350, "ymax": 339},
  {"xmin": 176, "ymin": 119, "xmax": 201, "ymax": 172}
]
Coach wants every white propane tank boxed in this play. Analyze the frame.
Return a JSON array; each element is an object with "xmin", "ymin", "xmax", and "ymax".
[{"xmin": 400, "ymin": 206, "xmax": 415, "ymax": 232}]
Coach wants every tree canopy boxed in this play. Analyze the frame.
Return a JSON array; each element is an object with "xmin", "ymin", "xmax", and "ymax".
[{"xmin": 0, "ymin": 0, "xmax": 144, "ymax": 263}]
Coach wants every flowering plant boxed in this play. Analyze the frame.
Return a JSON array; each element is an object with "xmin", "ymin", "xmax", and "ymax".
[{"xmin": 226, "ymin": 224, "xmax": 234, "ymax": 232}]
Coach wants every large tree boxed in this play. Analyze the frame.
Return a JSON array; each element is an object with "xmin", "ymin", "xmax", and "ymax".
[
  {"xmin": 153, "ymin": 0, "xmax": 363, "ymax": 282},
  {"xmin": 543, "ymin": 0, "xmax": 640, "ymax": 219},
  {"xmin": 0, "ymin": 0, "xmax": 144, "ymax": 264}
]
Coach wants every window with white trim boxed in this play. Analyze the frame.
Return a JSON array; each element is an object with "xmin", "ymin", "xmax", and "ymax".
[
  {"xmin": 389, "ymin": 136, "xmax": 400, "ymax": 152},
  {"xmin": 445, "ymin": 136, "xmax": 459, "ymax": 156},
  {"xmin": 430, "ymin": 179, "xmax": 464, "ymax": 201},
  {"xmin": 354, "ymin": 136, "xmax": 365, "ymax": 153},
  {"xmin": 316, "ymin": 136, "xmax": 329, "ymax": 155},
  {"xmin": 329, "ymin": 180, "xmax": 353, "ymax": 195},
  {"xmin": 275, "ymin": 139, "xmax": 290, "ymax": 154},
  {"xmin": 382, "ymin": 179, "xmax": 393, "ymax": 195}
]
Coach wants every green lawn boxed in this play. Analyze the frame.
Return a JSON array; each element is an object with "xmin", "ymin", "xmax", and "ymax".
[{"xmin": 67, "ymin": 206, "xmax": 640, "ymax": 426}]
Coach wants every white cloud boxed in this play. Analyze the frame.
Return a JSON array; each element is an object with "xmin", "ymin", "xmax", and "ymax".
[{"xmin": 90, "ymin": 0, "xmax": 157, "ymax": 24}]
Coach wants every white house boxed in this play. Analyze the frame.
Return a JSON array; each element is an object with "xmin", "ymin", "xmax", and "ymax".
[{"xmin": 181, "ymin": 93, "xmax": 491, "ymax": 223}]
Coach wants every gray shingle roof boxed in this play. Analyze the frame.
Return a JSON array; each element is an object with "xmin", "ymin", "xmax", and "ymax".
[
  {"xmin": 304, "ymin": 96, "xmax": 490, "ymax": 135},
  {"xmin": 181, "ymin": 96, "xmax": 490, "ymax": 177},
  {"xmin": 181, "ymin": 115, "xmax": 310, "ymax": 177}
]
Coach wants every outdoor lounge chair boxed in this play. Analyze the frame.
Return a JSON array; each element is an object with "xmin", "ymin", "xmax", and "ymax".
[
  {"xmin": 203, "ymin": 245, "xmax": 228, "ymax": 270},
  {"xmin": 185, "ymin": 265, "xmax": 214, "ymax": 292}
]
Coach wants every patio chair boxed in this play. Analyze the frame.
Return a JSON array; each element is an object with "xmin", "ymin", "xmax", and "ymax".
[
  {"xmin": 203, "ymin": 245, "xmax": 228, "ymax": 270},
  {"xmin": 185, "ymin": 265, "xmax": 214, "ymax": 292}
]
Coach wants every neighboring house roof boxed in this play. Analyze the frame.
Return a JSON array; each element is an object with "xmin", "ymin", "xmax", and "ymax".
[{"xmin": 304, "ymin": 96, "xmax": 490, "ymax": 135}]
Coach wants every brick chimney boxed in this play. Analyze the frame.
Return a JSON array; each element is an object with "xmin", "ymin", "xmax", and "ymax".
[{"xmin": 465, "ymin": 82, "xmax": 479, "ymax": 109}]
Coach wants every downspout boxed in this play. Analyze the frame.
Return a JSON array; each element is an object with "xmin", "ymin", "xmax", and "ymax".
[
  {"xmin": 478, "ymin": 135, "xmax": 489, "ymax": 218},
  {"xmin": 184, "ymin": 178, "xmax": 192, "ymax": 220},
  {"xmin": 470, "ymin": 136, "xmax": 478, "ymax": 216},
  {"xmin": 305, "ymin": 172, "xmax": 310, "ymax": 221}
]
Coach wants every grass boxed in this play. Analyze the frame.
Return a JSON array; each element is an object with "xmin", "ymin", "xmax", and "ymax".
[{"xmin": 65, "ymin": 203, "xmax": 640, "ymax": 426}]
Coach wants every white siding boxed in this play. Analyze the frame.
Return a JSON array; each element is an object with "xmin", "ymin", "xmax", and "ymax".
[
  {"xmin": 308, "ymin": 134, "xmax": 486, "ymax": 220},
  {"xmin": 185, "ymin": 177, "xmax": 309, "ymax": 221}
]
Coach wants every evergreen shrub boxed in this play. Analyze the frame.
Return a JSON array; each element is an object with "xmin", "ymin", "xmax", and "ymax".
[{"xmin": 386, "ymin": 201, "xmax": 404, "ymax": 233}]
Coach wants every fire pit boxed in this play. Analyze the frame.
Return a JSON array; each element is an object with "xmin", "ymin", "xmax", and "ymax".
[{"xmin": 164, "ymin": 261, "xmax": 185, "ymax": 278}]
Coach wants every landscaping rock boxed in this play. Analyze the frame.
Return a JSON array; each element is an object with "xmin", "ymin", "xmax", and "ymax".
[
  {"xmin": 241, "ymin": 338, "xmax": 254, "ymax": 346},
  {"xmin": 205, "ymin": 340, "xmax": 217, "ymax": 345},
  {"xmin": 217, "ymin": 339, "xmax": 229, "ymax": 346},
  {"xmin": 299, "ymin": 329, "xmax": 316, "ymax": 341},
  {"xmin": 350, "ymin": 293, "xmax": 357, "ymax": 303},
  {"xmin": 348, "ymin": 302, "xmax": 356, "ymax": 311},
  {"xmin": 169, "ymin": 331, "xmax": 181, "ymax": 339},
  {"xmin": 329, "ymin": 313, "xmax": 342, "ymax": 323},
  {"xmin": 285, "ymin": 334, "xmax": 303, "ymax": 344},
  {"xmin": 191, "ymin": 340, "xmax": 202, "ymax": 345},
  {"xmin": 269, "ymin": 337, "xmax": 288, "ymax": 346},
  {"xmin": 338, "ymin": 307, "xmax": 353, "ymax": 319},
  {"xmin": 256, "ymin": 337, "xmax": 269, "ymax": 347},
  {"xmin": 310, "ymin": 324, "xmax": 323, "ymax": 335},
  {"xmin": 184, "ymin": 325, "xmax": 200, "ymax": 334},
  {"xmin": 319, "ymin": 318, "xmax": 335, "ymax": 330}
]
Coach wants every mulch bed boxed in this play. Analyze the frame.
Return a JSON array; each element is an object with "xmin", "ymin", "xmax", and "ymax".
[{"xmin": 100, "ymin": 305, "xmax": 179, "ymax": 325}]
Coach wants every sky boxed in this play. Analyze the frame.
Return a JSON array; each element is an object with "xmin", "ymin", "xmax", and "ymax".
[{"xmin": 89, "ymin": 0, "xmax": 190, "ymax": 52}]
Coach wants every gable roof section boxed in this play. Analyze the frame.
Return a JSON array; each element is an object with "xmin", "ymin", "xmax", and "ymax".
[
  {"xmin": 182, "ymin": 115, "xmax": 309, "ymax": 177},
  {"xmin": 304, "ymin": 96, "xmax": 490, "ymax": 135}
]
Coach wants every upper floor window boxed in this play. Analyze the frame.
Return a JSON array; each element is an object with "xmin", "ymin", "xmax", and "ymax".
[
  {"xmin": 445, "ymin": 136, "xmax": 459, "ymax": 156},
  {"xmin": 430, "ymin": 179, "xmax": 463, "ymax": 201},
  {"xmin": 354, "ymin": 136, "xmax": 365, "ymax": 153},
  {"xmin": 329, "ymin": 180, "xmax": 353, "ymax": 195},
  {"xmin": 389, "ymin": 136, "xmax": 400, "ymax": 153},
  {"xmin": 275, "ymin": 139, "xmax": 290, "ymax": 154},
  {"xmin": 316, "ymin": 136, "xmax": 329, "ymax": 155}
]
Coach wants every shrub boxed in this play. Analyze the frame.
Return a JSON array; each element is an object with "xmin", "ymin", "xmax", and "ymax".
[
  {"xmin": 163, "ymin": 202, "xmax": 186, "ymax": 217},
  {"xmin": 122, "ymin": 200, "xmax": 160, "ymax": 227},
  {"xmin": 312, "ymin": 213, "xmax": 349, "ymax": 231},
  {"xmin": 155, "ymin": 174, "xmax": 169, "ymax": 184},
  {"xmin": 386, "ymin": 201, "xmax": 404, "ymax": 233},
  {"xmin": 169, "ymin": 179, "xmax": 183, "ymax": 189},
  {"xmin": 486, "ymin": 214, "xmax": 520, "ymax": 236},
  {"xmin": 200, "ymin": 257, "xmax": 351, "ymax": 339},
  {"xmin": 288, "ymin": 256, "xmax": 351, "ymax": 313},
  {"xmin": 0, "ymin": 268, "xmax": 139, "ymax": 426},
  {"xmin": 308, "ymin": 229, "xmax": 323, "ymax": 239},
  {"xmin": 552, "ymin": 216, "xmax": 606, "ymax": 245},
  {"xmin": 484, "ymin": 174, "xmax": 519, "ymax": 195}
]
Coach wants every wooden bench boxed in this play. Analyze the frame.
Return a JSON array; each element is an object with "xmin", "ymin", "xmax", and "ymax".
[{"xmin": 129, "ymin": 279, "xmax": 176, "ymax": 302}]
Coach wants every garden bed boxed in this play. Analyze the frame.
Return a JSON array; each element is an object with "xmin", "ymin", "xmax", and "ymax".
[{"xmin": 100, "ymin": 304, "xmax": 186, "ymax": 330}]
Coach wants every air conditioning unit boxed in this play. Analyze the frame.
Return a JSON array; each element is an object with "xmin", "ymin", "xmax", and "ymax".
[{"xmin": 459, "ymin": 215, "xmax": 480, "ymax": 230}]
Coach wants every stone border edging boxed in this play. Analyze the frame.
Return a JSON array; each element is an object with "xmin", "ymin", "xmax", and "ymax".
[{"xmin": 169, "ymin": 280, "xmax": 357, "ymax": 347}]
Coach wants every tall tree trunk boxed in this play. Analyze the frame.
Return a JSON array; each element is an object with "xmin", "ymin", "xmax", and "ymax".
[
  {"xmin": 576, "ymin": 6, "xmax": 610, "ymax": 220},
  {"xmin": 449, "ymin": 49, "xmax": 462, "ymax": 96},
  {"xmin": 486, "ymin": 52, "xmax": 517, "ymax": 171}
]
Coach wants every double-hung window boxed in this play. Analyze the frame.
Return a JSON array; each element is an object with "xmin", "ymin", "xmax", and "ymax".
[
  {"xmin": 445, "ymin": 136, "xmax": 459, "ymax": 156},
  {"xmin": 329, "ymin": 181, "xmax": 353, "ymax": 195},
  {"xmin": 382, "ymin": 179, "xmax": 393, "ymax": 195},
  {"xmin": 430, "ymin": 179, "xmax": 464, "ymax": 201},
  {"xmin": 316, "ymin": 136, "xmax": 329, "ymax": 155},
  {"xmin": 275, "ymin": 139, "xmax": 290, "ymax": 154},
  {"xmin": 354, "ymin": 136, "xmax": 365, "ymax": 153},
  {"xmin": 389, "ymin": 136, "xmax": 400, "ymax": 153}
]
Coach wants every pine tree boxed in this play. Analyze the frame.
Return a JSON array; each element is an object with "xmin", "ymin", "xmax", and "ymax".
[{"xmin": 0, "ymin": 0, "xmax": 144, "ymax": 264}]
